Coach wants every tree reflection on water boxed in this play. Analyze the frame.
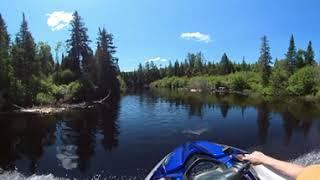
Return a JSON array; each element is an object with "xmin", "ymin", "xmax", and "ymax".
[
  {"xmin": 150, "ymin": 88, "xmax": 319, "ymax": 145},
  {"xmin": 0, "ymin": 102, "xmax": 120, "ymax": 174},
  {"xmin": 56, "ymin": 103, "xmax": 120, "ymax": 171}
]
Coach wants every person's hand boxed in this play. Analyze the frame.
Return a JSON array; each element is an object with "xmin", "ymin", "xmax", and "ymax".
[{"xmin": 237, "ymin": 151, "xmax": 266, "ymax": 165}]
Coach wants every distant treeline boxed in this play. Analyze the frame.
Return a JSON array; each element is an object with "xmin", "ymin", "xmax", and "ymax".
[
  {"xmin": 122, "ymin": 35, "xmax": 320, "ymax": 97},
  {"xmin": 0, "ymin": 12, "xmax": 120, "ymax": 109},
  {"xmin": 122, "ymin": 52, "xmax": 256, "ymax": 88}
]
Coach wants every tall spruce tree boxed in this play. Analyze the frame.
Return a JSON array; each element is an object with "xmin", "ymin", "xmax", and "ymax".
[
  {"xmin": 12, "ymin": 14, "xmax": 39, "ymax": 81},
  {"xmin": 258, "ymin": 36, "xmax": 272, "ymax": 86},
  {"xmin": 11, "ymin": 13, "xmax": 39, "ymax": 104},
  {"xmin": 241, "ymin": 57, "xmax": 248, "ymax": 71},
  {"xmin": 37, "ymin": 42, "xmax": 54, "ymax": 76},
  {"xmin": 150, "ymin": 61, "xmax": 160, "ymax": 80},
  {"xmin": 194, "ymin": 52, "xmax": 204, "ymax": 75},
  {"xmin": 296, "ymin": 49, "xmax": 305, "ymax": 69},
  {"xmin": 219, "ymin": 53, "xmax": 233, "ymax": 75},
  {"xmin": 285, "ymin": 34, "xmax": 297, "ymax": 73},
  {"xmin": 66, "ymin": 11, "xmax": 92, "ymax": 76},
  {"xmin": 174, "ymin": 60, "xmax": 180, "ymax": 76},
  {"xmin": 179, "ymin": 62, "xmax": 185, "ymax": 76},
  {"xmin": 137, "ymin": 63, "xmax": 144, "ymax": 86},
  {"xmin": 305, "ymin": 41, "xmax": 315, "ymax": 65},
  {"xmin": 167, "ymin": 61, "xmax": 174, "ymax": 76},
  {"xmin": 95, "ymin": 27, "xmax": 120, "ymax": 98},
  {"xmin": 0, "ymin": 14, "xmax": 10, "ymax": 92},
  {"xmin": 207, "ymin": 61, "xmax": 216, "ymax": 75},
  {"xmin": 274, "ymin": 58, "xmax": 279, "ymax": 68}
]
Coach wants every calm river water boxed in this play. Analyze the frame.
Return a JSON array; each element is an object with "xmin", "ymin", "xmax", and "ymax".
[{"xmin": 0, "ymin": 89, "xmax": 320, "ymax": 179}]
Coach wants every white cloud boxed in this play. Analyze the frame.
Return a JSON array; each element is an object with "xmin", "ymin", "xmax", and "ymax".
[
  {"xmin": 145, "ymin": 57, "xmax": 168, "ymax": 63},
  {"xmin": 46, "ymin": 11, "xmax": 73, "ymax": 31},
  {"xmin": 180, "ymin": 32, "xmax": 211, "ymax": 43}
]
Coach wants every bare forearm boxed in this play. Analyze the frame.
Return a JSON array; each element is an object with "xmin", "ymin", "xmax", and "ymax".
[
  {"xmin": 241, "ymin": 151, "xmax": 306, "ymax": 178},
  {"xmin": 263, "ymin": 155, "xmax": 304, "ymax": 178}
]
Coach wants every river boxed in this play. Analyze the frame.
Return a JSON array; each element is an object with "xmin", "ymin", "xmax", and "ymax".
[{"xmin": 0, "ymin": 89, "xmax": 320, "ymax": 179}]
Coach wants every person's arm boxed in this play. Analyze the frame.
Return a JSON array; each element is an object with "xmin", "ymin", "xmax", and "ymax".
[{"xmin": 238, "ymin": 151, "xmax": 305, "ymax": 178}]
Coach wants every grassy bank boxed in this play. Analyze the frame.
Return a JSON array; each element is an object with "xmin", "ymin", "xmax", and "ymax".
[
  {"xmin": 151, "ymin": 71, "xmax": 263, "ymax": 93},
  {"xmin": 150, "ymin": 66, "xmax": 320, "ymax": 98}
]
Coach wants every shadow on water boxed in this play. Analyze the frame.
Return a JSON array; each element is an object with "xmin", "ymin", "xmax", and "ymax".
[
  {"xmin": 256, "ymin": 102, "xmax": 270, "ymax": 144},
  {"xmin": 0, "ymin": 89, "xmax": 320, "ymax": 179},
  {"xmin": 0, "ymin": 102, "xmax": 120, "ymax": 177},
  {"xmin": 149, "ymin": 89, "xmax": 320, "ymax": 155},
  {"xmin": 0, "ymin": 113, "xmax": 56, "ymax": 173},
  {"xmin": 56, "ymin": 106, "xmax": 120, "ymax": 173},
  {"xmin": 151, "ymin": 88, "xmax": 320, "ymax": 117}
]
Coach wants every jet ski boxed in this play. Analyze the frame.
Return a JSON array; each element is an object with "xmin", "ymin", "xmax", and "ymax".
[{"xmin": 145, "ymin": 141, "xmax": 285, "ymax": 180}]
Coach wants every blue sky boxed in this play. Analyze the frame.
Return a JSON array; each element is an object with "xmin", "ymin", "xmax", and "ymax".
[{"xmin": 0, "ymin": 0, "xmax": 320, "ymax": 71}]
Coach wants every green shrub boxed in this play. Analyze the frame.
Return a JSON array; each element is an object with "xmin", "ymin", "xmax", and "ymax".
[
  {"xmin": 9, "ymin": 79, "xmax": 26, "ymax": 105},
  {"xmin": 151, "ymin": 72, "xmax": 260, "ymax": 92},
  {"xmin": 35, "ymin": 78, "xmax": 83, "ymax": 103},
  {"xmin": 36, "ymin": 92, "xmax": 55, "ymax": 104},
  {"xmin": 151, "ymin": 76, "xmax": 188, "ymax": 89},
  {"xmin": 39, "ymin": 76, "xmax": 57, "ymax": 93},
  {"xmin": 188, "ymin": 76, "xmax": 209, "ymax": 90},
  {"xmin": 244, "ymin": 72, "xmax": 260, "ymax": 89},
  {"xmin": 53, "ymin": 69, "xmax": 77, "ymax": 84},
  {"xmin": 171, "ymin": 77, "xmax": 188, "ymax": 88},
  {"xmin": 65, "ymin": 80, "xmax": 83, "ymax": 101},
  {"xmin": 270, "ymin": 68, "xmax": 289, "ymax": 96},
  {"xmin": 229, "ymin": 74, "xmax": 250, "ymax": 91},
  {"xmin": 260, "ymin": 86, "xmax": 273, "ymax": 96},
  {"xmin": 287, "ymin": 66, "xmax": 319, "ymax": 95}
]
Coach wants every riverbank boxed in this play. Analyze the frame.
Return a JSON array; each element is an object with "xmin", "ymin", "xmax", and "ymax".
[
  {"xmin": 150, "ymin": 68, "xmax": 320, "ymax": 98},
  {"xmin": 2, "ymin": 92, "xmax": 114, "ymax": 114},
  {"xmin": 149, "ymin": 72, "xmax": 261, "ymax": 93},
  {"xmin": 11, "ymin": 103, "xmax": 93, "ymax": 114}
]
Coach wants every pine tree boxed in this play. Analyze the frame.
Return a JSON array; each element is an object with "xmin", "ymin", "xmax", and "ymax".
[
  {"xmin": 167, "ymin": 61, "xmax": 174, "ymax": 76},
  {"xmin": 274, "ymin": 58, "xmax": 279, "ymax": 68},
  {"xmin": 137, "ymin": 63, "xmax": 144, "ymax": 86},
  {"xmin": 0, "ymin": 14, "xmax": 10, "ymax": 92},
  {"xmin": 207, "ymin": 61, "xmax": 216, "ymax": 75},
  {"xmin": 12, "ymin": 14, "xmax": 39, "ymax": 80},
  {"xmin": 149, "ymin": 61, "xmax": 160, "ymax": 82},
  {"xmin": 37, "ymin": 42, "xmax": 54, "ymax": 76},
  {"xmin": 305, "ymin": 41, "xmax": 315, "ymax": 65},
  {"xmin": 11, "ymin": 13, "xmax": 39, "ymax": 104},
  {"xmin": 194, "ymin": 52, "xmax": 204, "ymax": 75},
  {"xmin": 219, "ymin": 53, "xmax": 233, "ymax": 75},
  {"xmin": 258, "ymin": 36, "xmax": 272, "ymax": 86},
  {"xmin": 54, "ymin": 42, "xmax": 63, "ymax": 64},
  {"xmin": 144, "ymin": 61, "xmax": 151, "ymax": 83},
  {"xmin": 296, "ymin": 49, "xmax": 305, "ymax": 69},
  {"xmin": 174, "ymin": 60, "xmax": 180, "ymax": 76},
  {"xmin": 285, "ymin": 34, "xmax": 297, "ymax": 73},
  {"xmin": 185, "ymin": 53, "xmax": 195, "ymax": 76},
  {"xmin": 60, "ymin": 53, "xmax": 68, "ymax": 70},
  {"xmin": 179, "ymin": 62, "xmax": 185, "ymax": 76},
  {"xmin": 66, "ymin": 11, "xmax": 92, "ymax": 76},
  {"xmin": 95, "ymin": 27, "xmax": 119, "ymax": 98},
  {"xmin": 241, "ymin": 57, "xmax": 248, "ymax": 71}
]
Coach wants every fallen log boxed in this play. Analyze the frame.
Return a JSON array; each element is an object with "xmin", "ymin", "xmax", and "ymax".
[
  {"xmin": 12, "ymin": 104, "xmax": 25, "ymax": 110},
  {"xmin": 12, "ymin": 91, "xmax": 112, "ymax": 114},
  {"xmin": 92, "ymin": 91, "xmax": 111, "ymax": 104}
]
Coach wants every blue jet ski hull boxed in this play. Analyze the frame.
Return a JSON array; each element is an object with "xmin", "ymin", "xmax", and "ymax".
[{"xmin": 145, "ymin": 141, "xmax": 285, "ymax": 180}]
